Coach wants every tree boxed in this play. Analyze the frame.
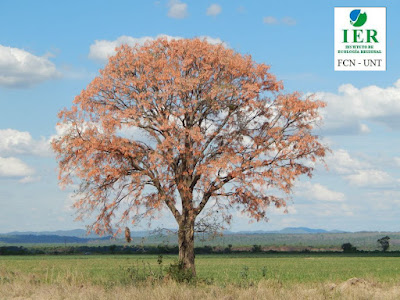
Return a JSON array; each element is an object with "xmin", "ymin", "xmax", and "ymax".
[
  {"xmin": 341, "ymin": 242, "xmax": 357, "ymax": 253},
  {"xmin": 377, "ymin": 236, "xmax": 390, "ymax": 252},
  {"xmin": 52, "ymin": 38, "xmax": 327, "ymax": 275}
]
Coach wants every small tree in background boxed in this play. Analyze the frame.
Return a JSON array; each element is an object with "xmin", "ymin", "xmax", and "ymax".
[
  {"xmin": 377, "ymin": 236, "xmax": 390, "ymax": 252},
  {"xmin": 341, "ymin": 242, "xmax": 357, "ymax": 253},
  {"xmin": 52, "ymin": 38, "xmax": 328, "ymax": 275}
]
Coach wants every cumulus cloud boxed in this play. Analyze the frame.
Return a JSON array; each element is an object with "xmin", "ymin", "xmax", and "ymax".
[
  {"xmin": 263, "ymin": 16, "xmax": 295, "ymax": 25},
  {"xmin": 290, "ymin": 181, "xmax": 355, "ymax": 219},
  {"xmin": 345, "ymin": 170, "xmax": 395, "ymax": 187},
  {"xmin": 0, "ymin": 45, "xmax": 60, "ymax": 88},
  {"xmin": 325, "ymin": 149, "xmax": 398, "ymax": 188},
  {"xmin": 168, "ymin": 0, "xmax": 188, "ymax": 19},
  {"xmin": 325, "ymin": 149, "xmax": 371, "ymax": 175},
  {"xmin": 88, "ymin": 35, "xmax": 181, "ymax": 62},
  {"xmin": 207, "ymin": 4, "xmax": 222, "ymax": 17},
  {"xmin": 88, "ymin": 35, "xmax": 226, "ymax": 63},
  {"xmin": 317, "ymin": 79, "xmax": 400, "ymax": 134},
  {"xmin": 0, "ymin": 157, "xmax": 34, "ymax": 177},
  {"xmin": 0, "ymin": 129, "xmax": 51, "ymax": 157},
  {"xmin": 296, "ymin": 182, "xmax": 345, "ymax": 202},
  {"xmin": 0, "ymin": 128, "xmax": 46, "ymax": 181},
  {"xmin": 263, "ymin": 16, "xmax": 278, "ymax": 24}
]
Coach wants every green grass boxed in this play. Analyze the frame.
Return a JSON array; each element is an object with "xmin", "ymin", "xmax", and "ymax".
[
  {"xmin": 2, "ymin": 253, "xmax": 400, "ymax": 286},
  {"xmin": 200, "ymin": 254, "xmax": 400, "ymax": 284}
]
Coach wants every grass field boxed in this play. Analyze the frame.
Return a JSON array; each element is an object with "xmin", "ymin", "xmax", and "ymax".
[{"xmin": 2, "ymin": 254, "xmax": 400, "ymax": 299}]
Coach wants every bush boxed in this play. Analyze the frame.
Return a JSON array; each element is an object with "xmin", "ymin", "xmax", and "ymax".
[
  {"xmin": 166, "ymin": 260, "xmax": 194, "ymax": 283},
  {"xmin": 224, "ymin": 244, "xmax": 233, "ymax": 253},
  {"xmin": 121, "ymin": 258, "xmax": 164, "ymax": 284},
  {"xmin": 341, "ymin": 243, "xmax": 357, "ymax": 253}
]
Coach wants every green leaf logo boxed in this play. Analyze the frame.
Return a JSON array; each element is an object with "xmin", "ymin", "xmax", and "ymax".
[{"xmin": 350, "ymin": 9, "xmax": 367, "ymax": 27}]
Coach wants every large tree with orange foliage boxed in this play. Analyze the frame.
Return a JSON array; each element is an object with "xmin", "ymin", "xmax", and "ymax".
[{"xmin": 53, "ymin": 38, "xmax": 327, "ymax": 275}]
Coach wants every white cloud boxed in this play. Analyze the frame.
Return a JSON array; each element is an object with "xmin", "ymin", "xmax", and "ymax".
[
  {"xmin": 360, "ymin": 123, "xmax": 371, "ymax": 134},
  {"xmin": 296, "ymin": 182, "xmax": 345, "ymax": 202},
  {"xmin": 88, "ymin": 35, "xmax": 161, "ymax": 62},
  {"xmin": 317, "ymin": 79, "xmax": 400, "ymax": 134},
  {"xmin": 0, "ymin": 157, "xmax": 34, "ymax": 177},
  {"xmin": 394, "ymin": 157, "xmax": 400, "ymax": 167},
  {"xmin": 310, "ymin": 184, "xmax": 346, "ymax": 202},
  {"xmin": 88, "ymin": 35, "xmax": 226, "ymax": 63},
  {"xmin": 366, "ymin": 190, "xmax": 400, "ymax": 209},
  {"xmin": 304, "ymin": 203, "xmax": 353, "ymax": 217},
  {"xmin": 263, "ymin": 16, "xmax": 278, "ymax": 24},
  {"xmin": 326, "ymin": 149, "xmax": 370, "ymax": 175},
  {"xmin": 0, "ymin": 129, "xmax": 51, "ymax": 157},
  {"xmin": 263, "ymin": 16, "xmax": 296, "ymax": 25},
  {"xmin": 323, "ymin": 149, "xmax": 399, "ymax": 189},
  {"xmin": 168, "ymin": 0, "xmax": 188, "ymax": 19},
  {"xmin": 207, "ymin": 4, "xmax": 222, "ymax": 17},
  {"xmin": 198, "ymin": 36, "xmax": 227, "ymax": 46},
  {"xmin": 19, "ymin": 175, "xmax": 41, "ymax": 184},
  {"xmin": 0, "ymin": 45, "xmax": 60, "ymax": 88},
  {"xmin": 345, "ymin": 170, "xmax": 394, "ymax": 187}
]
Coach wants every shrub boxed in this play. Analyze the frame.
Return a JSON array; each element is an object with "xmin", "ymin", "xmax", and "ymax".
[
  {"xmin": 252, "ymin": 245, "xmax": 262, "ymax": 253},
  {"xmin": 224, "ymin": 244, "xmax": 233, "ymax": 253},
  {"xmin": 261, "ymin": 266, "xmax": 267, "ymax": 278},
  {"xmin": 341, "ymin": 243, "xmax": 357, "ymax": 253},
  {"xmin": 166, "ymin": 260, "xmax": 194, "ymax": 283},
  {"xmin": 240, "ymin": 266, "xmax": 249, "ymax": 280}
]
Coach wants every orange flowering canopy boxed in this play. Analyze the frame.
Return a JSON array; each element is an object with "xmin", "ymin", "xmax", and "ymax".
[{"xmin": 53, "ymin": 38, "xmax": 327, "ymax": 234}]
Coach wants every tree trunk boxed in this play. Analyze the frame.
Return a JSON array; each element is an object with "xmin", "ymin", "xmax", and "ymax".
[{"xmin": 178, "ymin": 219, "xmax": 196, "ymax": 276}]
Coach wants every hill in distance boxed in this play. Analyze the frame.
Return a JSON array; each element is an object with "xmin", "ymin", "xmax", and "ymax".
[
  {"xmin": 225, "ymin": 227, "xmax": 348, "ymax": 234},
  {"xmin": 0, "ymin": 234, "xmax": 111, "ymax": 244},
  {"xmin": 4, "ymin": 229, "xmax": 155, "ymax": 238},
  {"xmin": 3, "ymin": 227, "xmax": 347, "ymax": 238}
]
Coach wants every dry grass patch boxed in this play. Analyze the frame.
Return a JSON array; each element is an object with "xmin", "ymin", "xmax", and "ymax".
[{"xmin": 1, "ymin": 278, "xmax": 400, "ymax": 300}]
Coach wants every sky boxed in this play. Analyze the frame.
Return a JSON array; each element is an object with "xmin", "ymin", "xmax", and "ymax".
[{"xmin": 0, "ymin": 0, "xmax": 399, "ymax": 233}]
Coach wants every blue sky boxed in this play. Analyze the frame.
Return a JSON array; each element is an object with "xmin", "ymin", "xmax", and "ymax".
[{"xmin": 0, "ymin": 0, "xmax": 399, "ymax": 233}]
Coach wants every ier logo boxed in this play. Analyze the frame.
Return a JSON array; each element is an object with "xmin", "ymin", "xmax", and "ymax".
[
  {"xmin": 350, "ymin": 9, "xmax": 367, "ymax": 27},
  {"xmin": 334, "ymin": 7, "xmax": 386, "ymax": 71}
]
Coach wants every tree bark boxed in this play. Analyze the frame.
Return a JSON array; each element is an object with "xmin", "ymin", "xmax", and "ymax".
[{"xmin": 178, "ymin": 219, "xmax": 196, "ymax": 276}]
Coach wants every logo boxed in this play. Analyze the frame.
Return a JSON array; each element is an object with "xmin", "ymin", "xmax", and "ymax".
[
  {"xmin": 334, "ymin": 7, "xmax": 386, "ymax": 71},
  {"xmin": 350, "ymin": 9, "xmax": 367, "ymax": 27}
]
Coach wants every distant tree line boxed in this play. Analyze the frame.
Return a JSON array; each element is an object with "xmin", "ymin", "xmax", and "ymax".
[
  {"xmin": 341, "ymin": 236, "xmax": 391, "ymax": 253},
  {"xmin": 0, "ymin": 237, "xmax": 395, "ymax": 256}
]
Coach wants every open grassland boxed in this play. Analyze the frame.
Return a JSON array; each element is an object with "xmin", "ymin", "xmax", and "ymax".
[
  {"xmin": 2, "ymin": 254, "xmax": 400, "ymax": 284},
  {"xmin": 1, "ymin": 254, "xmax": 400, "ymax": 299}
]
